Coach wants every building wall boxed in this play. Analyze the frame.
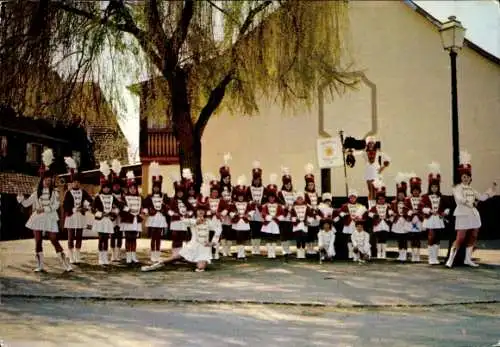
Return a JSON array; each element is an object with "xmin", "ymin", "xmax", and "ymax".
[
  {"xmin": 200, "ymin": 1, "xmax": 500, "ymax": 196},
  {"xmin": 142, "ymin": 163, "xmax": 182, "ymax": 197}
]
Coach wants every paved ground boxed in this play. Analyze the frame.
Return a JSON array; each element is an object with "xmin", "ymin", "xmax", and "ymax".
[
  {"xmin": 1, "ymin": 298, "xmax": 499, "ymax": 347},
  {"xmin": 1, "ymin": 239, "xmax": 499, "ymax": 346}
]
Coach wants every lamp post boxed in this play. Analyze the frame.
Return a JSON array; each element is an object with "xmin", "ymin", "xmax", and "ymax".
[{"xmin": 439, "ymin": 16, "xmax": 466, "ymax": 185}]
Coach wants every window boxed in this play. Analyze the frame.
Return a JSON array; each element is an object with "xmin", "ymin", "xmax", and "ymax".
[
  {"xmin": 26, "ymin": 143, "xmax": 42, "ymax": 163},
  {"xmin": 72, "ymin": 150, "xmax": 81, "ymax": 167},
  {"xmin": 0, "ymin": 136, "xmax": 7, "ymax": 157}
]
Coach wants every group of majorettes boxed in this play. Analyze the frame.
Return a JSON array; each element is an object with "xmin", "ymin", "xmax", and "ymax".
[{"xmin": 17, "ymin": 150, "xmax": 496, "ymax": 273}]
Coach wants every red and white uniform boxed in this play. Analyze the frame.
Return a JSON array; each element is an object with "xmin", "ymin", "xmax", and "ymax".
[
  {"xmin": 339, "ymin": 203, "xmax": 367, "ymax": 234},
  {"xmin": 305, "ymin": 191, "xmax": 320, "ymax": 227},
  {"xmin": 143, "ymin": 193, "xmax": 169, "ymax": 228},
  {"xmin": 230, "ymin": 200, "xmax": 252, "ymax": 231},
  {"xmin": 204, "ymin": 196, "xmax": 228, "ymax": 235},
  {"xmin": 261, "ymin": 202, "xmax": 284, "ymax": 235},
  {"xmin": 291, "ymin": 202, "xmax": 313, "ymax": 232},
  {"xmin": 364, "ymin": 147, "xmax": 390, "ymax": 181},
  {"xmin": 120, "ymin": 194, "xmax": 143, "ymax": 232},
  {"xmin": 169, "ymin": 197, "xmax": 193, "ymax": 231},
  {"xmin": 92, "ymin": 193, "xmax": 117, "ymax": 234},
  {"xmin": 368, "ymin": 203, "xmax": 393, "ymax": 232},
  {"xmin": 421, "ymin": 194, "xmax": 449, "ymax": 229},
  {"xmin": 404, "ymin": 196, "xmax": 423, "ymax": 233},
  {"xmin": 391, "ymin": 199, "xmax": 408, "ymax": 234}
]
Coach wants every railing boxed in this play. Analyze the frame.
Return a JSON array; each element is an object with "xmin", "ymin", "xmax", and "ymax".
[{"xmin": 141, "ymin": 128, "xmax": 179, "ymax": 164}]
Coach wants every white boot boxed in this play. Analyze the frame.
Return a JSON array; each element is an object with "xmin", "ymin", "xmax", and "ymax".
[
  {"xmin": 74, "ymin": 249, "xmax": 82, "ymax": 264},
  {"xmin": 221, "ymin": 240, "xmax": 228, "ymax": 257},
  {"xmin": 103, "ymin": 251, "xmax": 110, "ymax": 265},
  {"xmin": 270, "ymin": 243, "xmax": 277, "ymax": 258},
  {"xmin": 99, "ymin": 251, "xmax": 106, "ymax": 265},
  {"xmin": 150, "ymin": 250, "xmax": 156, "ymax": 262},
  {"xmin": 430, "ymin": 245, "xmax": 440, "ymax": 265},
  {"xmin": 111, "ymin": 248, "xmax": 119, "ymax": 262},
  {"xmin": 213, "ymin": 245, "xmax": 220, "ymax": 260},
  {"xmin": 156, "ymin": 251, "xmax": 162, "ymax": 262},
  {"xmin": 252, "ymin": 239, "xmax": 261, "ymax": 255},
  {"xmin": 131, "ymin": 252, "xmax": 139, "ymax": 263},
  {"xmin": 282, "ymin": 241, "xmax": 290, "ymax": 256},
  {"xmin": 126, "ymin": 252, "xmax": 132, "ymax": 264},
  {"xmin": 445, "ymin": 247, "xmax": 457, "ymax": 268},
  {"xmin": 297, "ymin": 248, "xmax": 305, "ymax": 259},
  {"xmin": 172, "ymin": 247, "xmax": 181, "ymax": 257},
  {"xmin": 34, "ymin": 252, "xmax": 44, "ymax": 272},
  {"xmin": 399, "ymin": 249, "xmax": 407, "ymax": 262},
  {"xmin": 352, "ymin": 252, "xmax": 359, "ymax": 262},
  {"xmin": 306, "ymin": 243, "xmax": 316, "ymax": 255},
  {"xmin": 410, "ymin": 248, "xmax": 418, "ymax": 262},
  {"xmin": 376, "ymin": 244, "xmax": 382, "ymax": 259},
  {"xmin": 58, "ymin": 252, "xmax": 73, "ymax": 272},
  {"xmin": 347, "ymin": 242, "xmax": 354, "ymax": 259},
  {"xmin": 415, "ymin": 248, "xmax": 421, "ymax": 262},
  {"xmin": 227, "ymin": 241, "xmax": 233, "ymax": 256},
  {"xmin": 266, "ymin": 243, "xmax": 272, "ymax": 258},
  {"xmin": 237, "ymin": 245, "xmax": 246, "ymax": 259},
  {"xmin": 68, "ymin": 249, "xmax": 75, "ymax": 264},
  {"xmin": 381, "ymin": 244, "xmax": 387, "ymax": 259},
  {"xmin": 464, "ymin": 246, "xmax": 479, "ymax": 267}
]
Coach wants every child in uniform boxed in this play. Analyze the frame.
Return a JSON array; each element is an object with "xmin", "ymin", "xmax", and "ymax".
[
  {"xmin": 368, "ymin": 179, "xmax": 393, "ymax": 259},
  {"xmin": 405, "ymin": 175, "xmax": 424, "ymax": 262},
  {"xmin": 260, "ymin": 174, "xmax": 284, "ymax": 259},
  {"xmin": 391, "ymin": 173, "xmax": 410, "ymax": 261}
]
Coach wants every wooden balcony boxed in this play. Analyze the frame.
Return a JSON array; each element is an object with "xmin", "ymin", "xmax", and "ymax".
[{"xmin": 140, "ymin": 127, "xmax": 180, "ymax": 165}]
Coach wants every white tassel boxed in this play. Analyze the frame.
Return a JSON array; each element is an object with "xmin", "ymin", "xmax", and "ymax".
[
  {"xmin": 269, "ymin": 173, "xmax": 278, "ymax": 184},
  {"xmin": 253, "ymin": 160, "xmax": 261, "ymax": 169},
  {"xmin": 99, "ymin": 162, "xmax": 111, "ymax": 177},
  {"xmin": 428, "ymin": 161, "xmax": 441, "ymax": 175},
  {"xmin": 304, "ymin": 163, "xmax": 314, "ymax": 174},
  {"xmin": 126, "ymin": 171, "xmax": 135, "ymax": 180},
  {"xmin": 200, "ymin": 181, "xmax": 210, "ymax": 197},
  {"xmin": 182, "ymin": 168, "xmax": 193, "ymax": 180},
  {"xmin": 111, "ymin": 159, "xmax": 122, "ymax": 175},
  {"xmin": 64, "ymin": 157, "xmax": 77, "ymax": 170},
  {"xmin": 41, "ymin": 148, "xmax": 54, "ymax": 167},
  {"xmin": 295, "ymin": 191, "xmax": 305, "ymax": 199},
  {"xmin": 394, "ymin": 172, "xmax": 406, "ymax": 184},
  {"xmin": 223, "ymin": 153, "xmax": 232, "ymax": 165},
  {"xmin": 169, "ymin": 172, "xmax": 181, "ymax": 184},
  {"xmin": 460, "ymin": 151, "xmax": 471, "ymax": 165},
  {"xmin": 281, "ymin": 166, "xmax": 290, "ymax": 175},
  {"xmin": 150, "ymin": 162, "xmax": 161, "ymax": 178}
]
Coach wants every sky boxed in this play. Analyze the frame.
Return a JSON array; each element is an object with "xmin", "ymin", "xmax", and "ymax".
[{"xmin": 110, "ymin": 0, "xmax": 500, "ymax": 164}]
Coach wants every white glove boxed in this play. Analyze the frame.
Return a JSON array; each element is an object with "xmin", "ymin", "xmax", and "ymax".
[
  {"xmin": 333, "ymin": 216, "xmax": 340, "ymax": 223},
  {"xmin": 95, "ymin": 211, "xmax": 103, "ymax": 218},
  {"xmin": 229, "ymin": 212, "xmax": 236, "ymax": 218},
  {"xmin": 16, "ymin": 194, "xmax": 24, "ymax": 203},
  {"xmin": 221, "ymin": 210, "xmax": 228, "ymax": 217},
  {"xmin": 407, "ymin": 210, "xmax": 413, "ymax": 216},
  {"xmin": 187, "ymin": 210, "xmax": 193, "ymax": 216},
  {"xmin": 123, "ymin": 206, "xmax": 130, "ymax": 212},
  {"xmin": 307, "ymin": 217, "xmax": 314, "ymax": 223},
  {"xmin": 83, "ymin": 200, "xmax": 90, "ymax": 209},
  {"xmin": 206, "ymin": 211, "xmax": 212, "ymax": 217},
  {"xmin": 277, "ymin": 215, "xmax": 284, "ymax": 221},
  {"xmin": 388, "ymin": 210, "xmax": 394, "ymax": 216},
  {"xmin": 265, "ymin": 215, "xmax": 272, "ymax": 222},
  {"xmin": 72, "ymin": 208, "xmax": 77, "ymax": 213},
  {"xmin": 168, "ymin": 210, "xmax": 175, "ymax": 216},
  {"xmin": 142, "ymin": 208, "xmax": 149, "ymax": 215},
  {"xmin": 444, "ymin": 208, "xmax": 450, "ymax": 216},
  {"xmin": 291, "ymin": 217, "xmax": 297, "ymax": 223},
  {"xmin": 339, "ymin": 212, "xmax": 346, "ymax": 217},
  {"xmin": 423, "ymin": 207, "xmax": 431, "ymax": 214},
  {"xmin": 368, "ymin": 212, "xmax": 375, "ymax": 218}
]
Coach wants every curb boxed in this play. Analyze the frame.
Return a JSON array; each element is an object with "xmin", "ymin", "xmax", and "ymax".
[{"xmin": 1, "ymin": 293, "xmax": 498, "ymax": 309}]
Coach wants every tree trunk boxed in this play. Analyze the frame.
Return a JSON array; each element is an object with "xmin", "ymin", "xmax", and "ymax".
[{"xmin": 167, "ymin": 69, "xmax": 203, "ymax": 192}]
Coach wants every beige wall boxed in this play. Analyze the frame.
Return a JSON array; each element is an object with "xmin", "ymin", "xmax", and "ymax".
[
  {"xmin": 201, "ymin": 1, "xmax": 500, "ymax": 196},
  {"xmin": 142, "ymin": 163, "xmax": 181, "ymax": 197}
]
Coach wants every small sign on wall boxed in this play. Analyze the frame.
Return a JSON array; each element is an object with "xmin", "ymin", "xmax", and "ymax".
[{"xmin": 317, "ymin": 137, "xmax": 343, "ymax": 169}]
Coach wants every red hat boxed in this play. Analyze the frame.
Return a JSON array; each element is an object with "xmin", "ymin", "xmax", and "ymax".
[
  {"xmin": 196, "ymin": 199, "xmax": 209, "ymax": 211},
  {"xmin": 281, "ymin": 166, "xmax": 292, "ymax": 185},
  {"xmin": 427, "ymin": 162, "xmax": 441, "ymax": 186},
  {"xmin": 149, "ymin": 162, "xmax": 163, "ymax": 187},
  {"xmin": 395, "ymin": 172, "xmax": 408, "ymax": 195},
  {"xmin": 408, "ymin": 175, "xmax": 422, "ymax": 191},
  {"xmin": 234, "ymin": 175, "xmax": 248, "ymax": 197},
  {"xmin": 173, "ymin": 181, "xmax": 184, "ymax": 193},
  {"xmin": 252, "ymin": 161, "xmax": 263, "ymax": 181},
  {"xmin": 266, "ymin": 173, "xmax": 279, "ymax": 197},
  {"xmin": 458, "ymin": 151, "xmax": 472, "ymax": 176},
  {"xmin": 304, "ymin": 163, "xmax": 315, "ymax": 183},
  {"xmin": 294, "ymin": 191, "xmax": 306, "ymax": 205},
  {"xmin": 99, "ymin": 161, "xmax": 112, "ymax": 187},
  {"xmin": 210, "ymin": 179, "xmax": 220, "ymax": 192},
  {"xmin": 219, "ymin": 153, "xmax": 232, "ymax": 179}
]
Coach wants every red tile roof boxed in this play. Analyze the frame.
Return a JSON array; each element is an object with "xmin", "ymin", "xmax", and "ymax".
[{"xmin": 0, "ymin": 172, "xmax": 39, "ymax": 195}]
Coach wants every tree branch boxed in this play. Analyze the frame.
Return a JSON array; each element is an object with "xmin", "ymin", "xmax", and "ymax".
[
  {"xmin": 145, "ymin": 0, "xmax": 166, "ymax": 57},
  {"xmin": 50, "ymin": 1, "xmax": 163, "ymax": 71},
  {"xmin": 163, "ymin": 0, "xmax": 194, "ymax": 72},
  {"xmin": 206, "ymin": 0, "xmax": 240, "ymax": 25},
  {"xmin": 239, "ymin": 1, "xmax": 272, "ymax": 37},
  {"xmin": 194, "ymin": 70, "xmax": 234, "ymax": 137}
]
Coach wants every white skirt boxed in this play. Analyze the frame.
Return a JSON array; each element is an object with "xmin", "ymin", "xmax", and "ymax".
[
  {"xmin": 92, "ymin": 217, "xmax": 115, "ymax": 234},
  {"xmin": 373, "ymin": 220, "xmax": 390, "ymax": 232},
  {"xmin": 391, "ymin": 217, "xmax": 408, "ymax": 234},
  {"xmin": 455, "ymin": 214, "xmax": 481, "ymax": 230},
  {"xmin": 209, "ymin": 217, "xmax": 222, "ymax": 234},
  {"xmin": 342, "ymin": 222, "xmax": 355, "ymax": 235},
  {"xmin": 233, "ymin": 219, "xmax": 250, "ymax": 231},
  {"xmin": 26, "ymin": 212, "xmax": 59, "ymax": 233},
  {"xmin": 423, "ymin": 215, "xmax": 445, "ymax": 230},
  {"xmin": 179, "ymin": 242, "xmax": 212, "ymax": 263},
  {"xmin": 120, "ymin": 216, "xmax": 142, "ymax": 232},
  {"xmin": 261, "ymin": 221, "xmax": 280, "ymax": 235},
  {"xmin": 146, "ymin": 213, "xmax": 168, "ymax": 228},
  {"xmin": 170, "ymin": 220, "xmax": 187, "ymax": 231},
  {"xmin": 405, "ymin": 217, "xmax": 423, "ymax": 233},
  {"xmin": 85, "ymin": 211, "xmax": 95, "ymax": 229},
  {"xmin": 365, "ymin": 163, "xmax": 378, "ymax": 181},
  {"xmin": 64, "ymin": 212, "xmax": 87, "ymax": 229},
  {"xmin": 293, "ymin": 222, "xmax": 308, "ymax": 233}
]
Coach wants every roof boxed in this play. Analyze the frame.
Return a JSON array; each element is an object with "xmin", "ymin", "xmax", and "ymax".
[
  {"xmin": 0, "ymin": 172, "xmax": 39, "ymax": 195},
  {"xmin": 407, "ymin": 0, "xmax": 500, "ymax": 66}
]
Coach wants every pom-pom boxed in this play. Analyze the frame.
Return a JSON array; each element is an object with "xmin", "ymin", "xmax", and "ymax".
[
  {"xmin": 237, "ymin": 175, "xmax": 247, "ymax": 186},
  {"xmin": 253, "ymin": 160, "xmax": 261, "ymax": 169},
  {"xmin": 269, "ymin": 173, "xmax": 278, "ymax": 184},
  {"xmin": 281, "ymin": 166, "xmax": 290, "ymax": 175},
  {"xmin": 111, "ymin": 159, "xmax": 122, "ymax": 174},
  {"xmin": 460, "ymin": 151, "xmax": 471, "ymax": 165},
  {"xmin": 394, "ymin": 172, "xmax": 407, "ymax": 184},
  {"xmin": 304, "ymin": 163, "xmax": 314, "ymax": 174},
  {"xmin": 223, "ymin": 152, "xmax": 232, "ymax": 165},
  {"xmin": 428, "ymin": 162, "xmax": 441, "ymax": 175},
  {"xmin": 182, "ymin": 168, "xmax": 193, "ymax": 180},
  {"xmin": 99, "ymin": 161, "xmax": 111, "ymax": 177},
  {"xmin": 41, "ymin": 148, "xmax": 54, "ymax": 167},
  {"xmin": 64, "ymin": 157, "xmax": 77, "ymax": 170},
  {"xmin": 366, "ymin": 136, "xmax": 376, "ymax": 143},
  {"xmin": 150, "ymin": 162, "xmax": 161, "ymax": 178},
  {"xmin": 126, "ymin": 171, "xmax": 135, "ymax": 180}
]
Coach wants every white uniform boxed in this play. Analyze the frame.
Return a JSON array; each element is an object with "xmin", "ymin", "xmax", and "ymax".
[
  {"xmin": 92, "ymin": 194, "xmax": 116, "ymax": 234},
  {"xmin": 351, "ymin": 230, "xmax": 371, "ymax": 256},
  {"xmin": 453, "ymin": 184, "xmax": 489, "ymax": 230},
  {"xmin": 179, "ymin": 220, "xmax": 213, "ymax": 263},
  {"xmin": 120, "ymin": 195, "xmax": 142, "ymax": 232},
  {"xmin": 22, "ymin": 189, "xmax": 60, "ymax": 233},
  {"xmin": 318, "ymin": 230, "xmax": 336, "ymax": 257},
  {"xmin": 391, "ymin": 201, "xmax": 408, "ymax": 234},
  {"xmin": 145, "ymin": 194, "xmax": 168, "ymax": 228},
  {"xmin": 64, "ymin": 189, "xmax": 89, "ymax": 229}
]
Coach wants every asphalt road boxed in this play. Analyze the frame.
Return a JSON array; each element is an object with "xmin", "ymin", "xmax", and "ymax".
[{"xmin": 1, "ymin": 298, "xmax": 499, "ymax": 347}]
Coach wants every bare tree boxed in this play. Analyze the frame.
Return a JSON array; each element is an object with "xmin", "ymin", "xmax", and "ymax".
[{"xmin": 0, "ymin": 0, "xmax": 358, "ymax": 190}]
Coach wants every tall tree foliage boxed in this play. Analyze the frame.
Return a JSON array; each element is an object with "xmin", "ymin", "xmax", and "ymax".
[{"xmin": 0, "ymin": 0, "xmax": 358, "ymax": 190}]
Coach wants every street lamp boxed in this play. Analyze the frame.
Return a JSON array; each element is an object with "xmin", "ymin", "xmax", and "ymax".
[{"xmin": 439, "ymin": 16, "xmax": 466, "ymax": 185}]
